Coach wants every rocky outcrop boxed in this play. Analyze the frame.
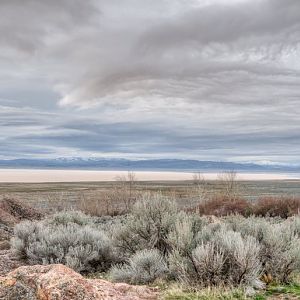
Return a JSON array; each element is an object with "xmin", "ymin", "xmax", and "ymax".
[
  {"xmin": 0, "ymin": 241, "xmax": 10, "ymax": 250},
  {"xmin": 0, "ymin": 197, "xmax": 44, "ymax": 257},
  {"xmin": 0, "ymin": 224, "xmax": 12, "ymax": 242},
  {"xmin": 0, "ymin": 250, "xmax": 24, "ymax": 276},
  {"xmin": 0, "ymin": 197, "xmax": 43, "ymax": 227},
  {"xmin": 0, "ymin": 264, "xmax": 159, "ymax": 300}
]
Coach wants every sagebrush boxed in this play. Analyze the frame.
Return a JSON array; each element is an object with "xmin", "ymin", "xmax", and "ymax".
[
  {"xmin": 11, "ymin": 211, "xmax": 117, "ymax": 272},
  {"xmin": 11, "ymin": 194, "xmax": 300, "ymax": 289}
]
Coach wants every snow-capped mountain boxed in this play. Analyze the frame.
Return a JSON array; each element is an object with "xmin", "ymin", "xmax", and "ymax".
[{"xmin": 0, "ymin": 158, "xmax": 299, "ymax": 172}]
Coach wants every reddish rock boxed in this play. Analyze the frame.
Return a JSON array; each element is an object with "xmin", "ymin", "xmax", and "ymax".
[
  {"xmin": 0, "ymin": 197, "xmax": 43, "ymax": 226},
  {"xmin": 0, "ymin": 264, "xmax": 159, "ymax": 300},
  {"xmin": 0, "ymin": 197, "xmax": 44, "ymax": 260}
]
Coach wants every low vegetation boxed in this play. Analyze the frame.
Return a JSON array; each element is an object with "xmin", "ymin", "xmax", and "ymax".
[
  {"xmin": 192, "ymin": 196, "xmax": 300, "ymax": 218},
  {"xmin": 11, "ymin": 211, "xmax": 117, "ymax": 273},
  {"xmin": 79, "ymin": 171, "xmax": 140, "ymax": 216},
  {"xmin": 163, "ymin": 283, "xmax": 300, "ymax": 299},
  {"xmin": 11, "ymin": 193, "xmax": 300, "ymax": 299}
]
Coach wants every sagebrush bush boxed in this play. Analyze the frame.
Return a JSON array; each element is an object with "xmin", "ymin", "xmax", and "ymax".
[
  {"xmin": 168, "ymin": 225, "xmax": 262, "ymax": 287},
  {"xmin": 168, "ymin": 213, "xmax": 300, "ymax": 287},
  {"xmin": 192, "ymin": 242, "xmax": 225, "ymax": 285},
  {"xmin": 258, "ymin": 223, "xmax": 300, "ymax": 283},
  {"xmin": 10, "ymin": 220, "xmax": 39, "ymax": 258},
  {"xmin": 225, "ymin": 215, "xmax": 300, "ymax": 283},
  {"xmin": 113, "ymin": 193, "xmax": 178, "ymax": 257},
  {"xmin": 214, "ymin": 230, "xmax": 262, "ymax": 285},
  {"xmin": 49, "ymin": 210, "xmax": 93, "ymax": 226},
  {"xmin": 11, "ymin": 194, "xmax": 300, "ymax": 289},
  {"xmin": 11, "ymin": 211, "xmax": 116, "ymax": 272},
  {"xmin": 167, "ymin": 212, "xmax": 207, "ymax": 256},
  {"xmin": 110, "ymin": 249, "xmax": 168, "ymax": 284}
]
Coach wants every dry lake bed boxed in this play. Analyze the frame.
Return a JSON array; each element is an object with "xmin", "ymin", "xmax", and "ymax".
[
  {"xmin": 0, "ymin": 169, "xmax": 299, "ymax": 212},
  {"xmin": 0, "ymin": 169, "xmax": 299, "ymax": 183}
]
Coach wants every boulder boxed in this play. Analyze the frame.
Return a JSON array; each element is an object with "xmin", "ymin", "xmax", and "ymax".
[{"xmin": 0, "ymin": 264, "xmax": 159, "ymax": 300}]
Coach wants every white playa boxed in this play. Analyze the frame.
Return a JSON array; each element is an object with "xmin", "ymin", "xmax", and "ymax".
[{"xmin": 0, "ymin": 169, "xmax": 298, "ymax": 183}]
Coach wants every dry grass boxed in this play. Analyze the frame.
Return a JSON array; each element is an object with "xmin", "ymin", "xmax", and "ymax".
[
  {"xmin": 79, "ymin": 173, "xmax": 141, "ymax": 216},
  {"xmin": 190, "ymin": 196, "xmax": 300, "ymax": 218},
  {"xmin": 1, "ymin": 171, "xmax": 300, "ymax": 218},
  {"xmin": 78, "ymin": 188, "xmax": 138, "ymax": 216},
  {"xmin": 253, "ymin": 197, "xmax": 300, "ymax": 218},
  {"xmin": 191, "ymin": 196, "xmax": 252, "ymax": 217}
]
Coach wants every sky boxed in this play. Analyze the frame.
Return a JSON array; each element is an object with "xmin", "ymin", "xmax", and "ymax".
[{"xmin": 0, "ymin": 0, "xmax": 300, "ymax": 164}]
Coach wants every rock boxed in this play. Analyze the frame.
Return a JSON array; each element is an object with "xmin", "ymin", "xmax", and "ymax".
[
  {"xmin": 0, "ymin": 264, "xmax": 159, "ymax": 300},
  {"xmin": 0, "ymin": 197, "xmax": 43, "ymax": 227},
  {"xmin": 0, "ymin": 250, "xmax": 24, "ymax": 276},
  {"xmin": 0, "ymin": 197, "xmax": 44, "ymax": 259},
  {"xmin": 0, "ymin": 226, "xmax": 12, "ymax": 242},
  {"xmin": 0, "ymin": 240, "xmax": 10, "ymax": 250}
]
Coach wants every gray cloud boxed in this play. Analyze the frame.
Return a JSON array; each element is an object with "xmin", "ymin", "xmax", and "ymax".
[
  {"xmin": 140, "ymin": 0, "xmax": 300, "ymax": 49},
  {"xmin": 0, "ymin": 0, "xmax": 97, "ymax": 57},
  {"xmin": 0, "ymin": 0, "xmax": 299, "ymax": 164}
]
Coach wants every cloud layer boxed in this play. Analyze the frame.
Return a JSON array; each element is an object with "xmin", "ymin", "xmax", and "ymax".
[{"xmin": 0, "ymin": 0, "xmax": 300, "ymax": 164}]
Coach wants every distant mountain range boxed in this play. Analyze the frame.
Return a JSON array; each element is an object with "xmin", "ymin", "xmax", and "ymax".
[{"xmin": 0, "ymin": 158, "xmax": 299, "ymax": 172}]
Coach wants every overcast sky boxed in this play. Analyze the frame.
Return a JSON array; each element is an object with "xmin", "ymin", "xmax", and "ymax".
[{"xmin": 0, "ymin": 0, "xmax": 300, "ymax": 164}]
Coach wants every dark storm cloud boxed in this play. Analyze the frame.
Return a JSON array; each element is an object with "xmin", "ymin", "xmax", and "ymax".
[{"xmin": 0, "ymin": 0, "xmax": 300, "ymax": 163}]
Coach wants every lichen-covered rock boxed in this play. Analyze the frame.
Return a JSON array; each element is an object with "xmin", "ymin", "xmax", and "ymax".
[{"xmin": 0, "ymin": 264, "xmax": 159, "ymax": 300}]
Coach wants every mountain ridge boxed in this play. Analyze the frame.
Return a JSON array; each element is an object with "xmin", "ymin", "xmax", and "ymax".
[{"xmin": 0, "ymin": 158, "xmax": 298, "ymax": 172}]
